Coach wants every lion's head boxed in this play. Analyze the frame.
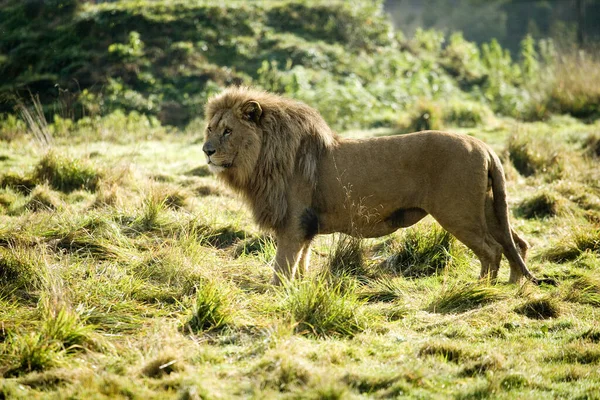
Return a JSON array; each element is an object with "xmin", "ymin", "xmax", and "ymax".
[
  {"xmin": 203, "ymin": 98, "xmax": 263, "ymax": 185},
  {"xmin": 203, "ymin": 87, "xmax": 337, "ymax": 230}
]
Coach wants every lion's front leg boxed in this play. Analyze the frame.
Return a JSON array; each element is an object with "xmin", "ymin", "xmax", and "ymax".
[{"xmin": 271, "ymin": 235, "xmax": 305, "ymax": 286}]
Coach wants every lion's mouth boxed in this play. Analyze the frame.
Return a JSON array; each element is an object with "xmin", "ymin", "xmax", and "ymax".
[{"xmin": 207, "ymin": 153, "xmax": 236, "ymax": 171}]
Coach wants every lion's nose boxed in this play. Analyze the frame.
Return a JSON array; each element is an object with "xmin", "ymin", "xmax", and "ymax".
[{"xmin": 203, "ymin": 142, "xmax": 216, "ymax": 157}]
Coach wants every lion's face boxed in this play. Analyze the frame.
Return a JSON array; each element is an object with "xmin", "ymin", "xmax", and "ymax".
[{"xmin": 203, "ymin": 101, "xmax": 263, "ymax": 178}]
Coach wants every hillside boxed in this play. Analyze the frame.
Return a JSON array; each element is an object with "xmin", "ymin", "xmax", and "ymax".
[{"xmin": 1, "ymin": 0, "xmax": 598, "ymax": 132}]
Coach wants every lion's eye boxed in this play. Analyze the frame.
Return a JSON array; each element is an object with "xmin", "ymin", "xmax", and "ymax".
[{"xmin": 223, "ymin": 128, "xmax": 232, "ymax": 137}]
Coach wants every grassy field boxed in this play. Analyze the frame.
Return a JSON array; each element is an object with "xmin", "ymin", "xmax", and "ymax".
[{"xmin": 0, "ymin": 113, "xmax": 599, "ymax": 399}]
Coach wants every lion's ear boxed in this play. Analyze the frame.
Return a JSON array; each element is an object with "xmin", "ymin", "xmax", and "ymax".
[{"xmin": 241, "ymin": 101, "xmax": 262, "ymax": 123}]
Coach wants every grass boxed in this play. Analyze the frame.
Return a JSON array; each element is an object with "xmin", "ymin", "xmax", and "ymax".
[
  {"xmin": 515, "ymin": 190, "xmax": 568, "ymax": 219},
  {"xmin": 0, "ymin": 114, "xmax": 599, "ymax": 397},
  {"xmin": 514, "ymin": 297, "xmax": 561, "ymax": 320},
  {"xmin": 429, "ymin": 283, "xmax": 507, "ymax": 314},
  {"xmin": 380, "ymin": 222, "xmax": 457, "ymax": 278},
  {"xmin": 279, "ymin": 276, "xmax": 367, "ymax": 338}
]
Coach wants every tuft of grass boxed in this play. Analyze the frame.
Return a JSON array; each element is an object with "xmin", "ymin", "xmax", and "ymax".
[
  {"xmin": 24, "ymin": 185, "xmax": 63, "ymax": 212},
  {"xmin": 542, "ymin": 227, "xmax": 600, "ymax": 263},
  {"xmin": 550, "ymin": 53, "xmax": 600, "ymax": 120},
  {"xmin": 0, "ymin": 172, "xmax": 37, "ymax": 194},
  {"xmin": 564, "ymin": 275, "xmax": 600, "ymax": 307},
  {"xmin": 34, "ymin": 152, "xmax": 102, "ymax": 193},
  {"xmin": 254, "ymin": 353, "xmax": 311, "ymax": 392},
  {"xmin": 546, "ymin": 343, "xmax": 600, "ymax": 364},
  {"xmin": 343, "ymin": 372, "xmax": 402, "ymax": 395},
  {"xmin": 429, "ymin": 283, "xmax": 506, "ymax": 314},
  {"xmin": 193, "ymin": 222, "xmax": 249, "ymax": 249},
  {"xmin": 515, "ymin": 297, "xmax": 560, "ymax": 319},
  {"xmin": 6, "ymin": 332, "xmax": 61, "ymax": 376},
  {"xmin": 383, "ymin": 224, "xmax": 454, "ymax": 278},
  {"xmin": 141, "ymin": 354, "xmax": 182, "ymax": 378},
  {"xmin": 515, "ymin": 190, "xmax": 567, "ymax": 219},
  {"xmin": 359, "ymin": 278, "xmax": 404, "ymax": 303},
  {"xmin": 460, "ymin": 353, "xmax": 505, "ymax": 377},
  {"xmin": 150, "ymin": 183, "xmax": 191, "ymax": 210},
  {"xmin": 327, "ymin": 234, "xmax": 369, "ymax": 280},
  {"xmin": 419, "ymin": 341, "xmax": 466, "ymax": 363},
  {"xmin": 185, "ymin": 280, "xmax": 232, "ymax": 333},
  {"xmin": 280, "ymin": 276, "xmax": 366, "ymax": 338},
  {"xmin": 583, "ymin": 132, "xmax": 600, "ymax": 158},
  {"xmin": 507, "ymin": 134, "xmax": 563, "ymax": 177},
  {"xmin": 42, "ymin": 308, "xmax": 97, "ymax": 353},
  {"xmin": 443, "ymin": 100, "xmax": 491, "ymax": 127},
  {"xmin": 233, "ymin": 235, "xmax": 276, "ymax": 259},
  {"xmin": 576, "ymin": 328, "xmax": 600, "ymax": 343},
  {"xmin": 0, "ymin": 245, "xmax": 48, "ymax": 296}
]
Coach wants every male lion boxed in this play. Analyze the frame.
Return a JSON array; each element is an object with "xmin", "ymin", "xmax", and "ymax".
[{"xmin": 203, "ymin": 87, "xmax": 541, "ymax": 286}]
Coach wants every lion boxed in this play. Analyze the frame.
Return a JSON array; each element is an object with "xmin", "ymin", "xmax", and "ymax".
[{"xmin": 202, "ymin": 87, "xmax": 542, "ymax": 286}]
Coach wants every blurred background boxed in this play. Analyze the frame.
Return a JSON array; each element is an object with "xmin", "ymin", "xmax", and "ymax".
[{"xmin": 1, "ymin": 0, "xmax": 599, "ymax": 136}]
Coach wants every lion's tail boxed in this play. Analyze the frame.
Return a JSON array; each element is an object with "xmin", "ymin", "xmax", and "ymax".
[{"xmin": 488, "ymin": 151, "xmax": 539, "ymax": 284}]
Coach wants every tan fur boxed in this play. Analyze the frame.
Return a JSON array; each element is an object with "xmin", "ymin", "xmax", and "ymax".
[{"xmin": 203, "ymin": 87, "xmax": 540, "ymax": 285}]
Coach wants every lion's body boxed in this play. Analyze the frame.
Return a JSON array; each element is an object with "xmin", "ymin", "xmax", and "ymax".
[{"xmin": 203, "ymin": 87, "xmax": 538, "ymax": 285}]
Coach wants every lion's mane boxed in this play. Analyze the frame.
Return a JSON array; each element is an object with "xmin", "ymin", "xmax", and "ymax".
[{"xmin": 205, "ymin": 87, "xmax": 338, "ymax": 231}]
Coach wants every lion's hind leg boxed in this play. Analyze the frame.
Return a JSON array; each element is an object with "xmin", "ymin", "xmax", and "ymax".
[{"xmin": 430, "ymin": 207, "xmax": 503, "ymax": 283}]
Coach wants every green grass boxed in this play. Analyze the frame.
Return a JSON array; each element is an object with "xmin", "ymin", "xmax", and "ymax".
[
  {"xmin": 279, "ymin": 276, "xmax": 367, "ymax": 338},
  {"xmin": 0, "ymin": 114, "xmax": 600, "ymax": 397},
  {"xmin": 380, "ymin": 222, "xmax": 458, "ymax": 278}
]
